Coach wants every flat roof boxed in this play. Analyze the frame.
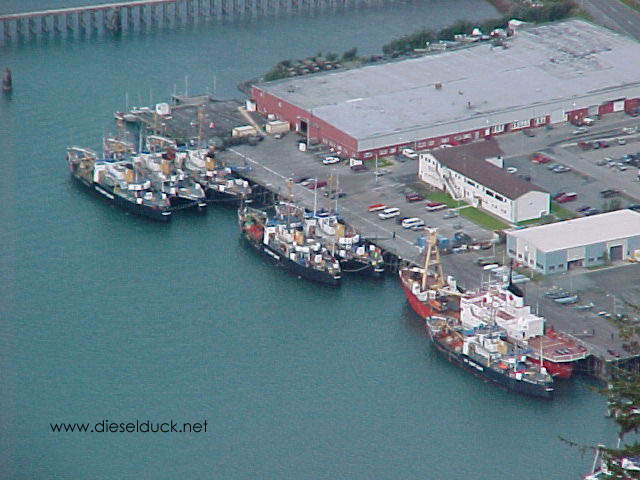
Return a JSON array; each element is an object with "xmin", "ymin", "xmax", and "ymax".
[
  {"xmin": 258, "ymin": 20, "xmax": 640, "ymax": 146},
  {"xmin": 508, "ymin": 210, "xmax": 640, "ymax": 252},
  {"xmin": 432, "ymin": 139, "xmax": 546, "ymax": 199}
]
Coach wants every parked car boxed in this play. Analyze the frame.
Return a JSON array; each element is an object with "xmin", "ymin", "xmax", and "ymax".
[
  {"xmin": 443, "ymin": 210, "xmax": 458, "ymax": 219},
  {"xmin": 378, "ymin": 207, "xmax": 400, "ymax": 219},
  {"xmin": 305, "ymin": 180, "xmax": 327, "ymax": 190},
  {"xmin": 598, "ymin": 140, "xmax": 609, "ymax": 148},
  {"xmin": 405, "ymin": 193, "xmax": 425, "ymax": 203},
  {"xmin": 506, "ymin": 167, "xmax": 518, "ymax": 174},
  {"xmin": 552, "ymin": 165, "xmax": 571, "ymax": 173},
  {"xmin": 577, "ymin": 205, "xmax": 592, "ymax": 213},
  {"xmin": 401, "ymin": 217, "xmax": 423, "ymax": 229},
  {"xmin": 601, "ymin": 189, "xmax": 620, "ymax": 198},
  {"xmin": 584, "ymin": 208, "xmax": 602, "ymax": 216},
  {"xmin": 425, "ymin": 202, "xmax": 447, "ymax": 211},
  {"xmin": 618, "ymin": 138, "xmax": 627, "ymax": 145},
  {"xmin": 518, "ymin": 174, "xmax": 531, "ymax": 181},
  {"xmin": 350, "ymin": 164, "xmax": 368, "ymax": 172},
  {"xmin": 402, "ymin": 148, "xmax": 418, "ymax": 159},
  {"xmin": 368, "ymin": 203, "xmax": 387, "ymax": 212},
  {"xmin": 556, "ymin": 192, "xmax": 577, "ymax": 203},
  {"xmin": 596, "ymin": 158, "xmax": 609, "ymax": 166},
  {"xmin": 628, "ymin": 204, "xmax": 640, "ymax": 211},
  {"xmin": 572, "ymin": 126, "xmax": 588, "ymax": 135},
  {"xmin": 522, "ymin": 129, "xmax": 535, "ymax": 137},
  {"xmin": 374, "ymin": 168, "xmax": 390, "ymax": 176},
  {"xmin": 294, "ymin": 175, "xmax": 311, "ymax": 184},
  {"xmin": 531, "ymin": 153, "xmax": 551, "ymax": 164},
  {"xmin": 322, "ymin": 156, "xmax": 341, "ymax": 165},
  {"xmin": 552, "ymin": 191, "xmax": 566, "ymax": 200}
]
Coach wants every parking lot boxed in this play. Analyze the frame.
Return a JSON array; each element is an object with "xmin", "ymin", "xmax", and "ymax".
[
  {"xmin": 219, "ymin": 133, "xmax": 493, "ymax": 265},
  {"xmin": 498, "ymin": 114, "xmax": 640, "ymax": 217}
]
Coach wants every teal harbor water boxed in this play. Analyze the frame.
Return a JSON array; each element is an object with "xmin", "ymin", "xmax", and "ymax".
[{"xmin": 0, "ymin": 1, "xmax": 619, "ymax": 478}]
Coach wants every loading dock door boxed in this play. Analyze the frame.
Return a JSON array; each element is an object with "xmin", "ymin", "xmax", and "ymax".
[
  {"xmin": 610, "ymin": 245, "xmax": 623, "ymax": 261},
  {"xmin": 550, "ymin": 109, "xmax": 566, "ymax": 124}
]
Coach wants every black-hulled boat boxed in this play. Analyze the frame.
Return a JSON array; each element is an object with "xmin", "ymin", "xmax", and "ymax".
[
  {"xmin": 67, "ymin": 146, "xmax": 172, "ymax": 222},
  {"xmin": 426, "ymin": 315, "xmax": 554, "ymax": 399},
  {"xmin": 239, "ymin": 205, "xmax": 341, "ymax": 286}
]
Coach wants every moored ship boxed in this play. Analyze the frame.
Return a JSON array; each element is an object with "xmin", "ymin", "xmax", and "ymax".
[
  {"xmin": 67, "ymin": 146, "xmax": 172, "ymax": 221},
  {"xmin": 313, "ymin": 214, "xmax": 385, "ymax": 277},
  {"xmin": 184, "ymin": 148, "xmax": 252, "ymax": 204},
  {"xmin": 426, "ymin": 315, "xmax": 554, "ymax": 399},
  {"xmin": 462, "ymin": 278, "xmax": 588, "ymax": 379},
  {"xmin": 400, "ymin": 228, "xmax": 554, "ymax": 398},
  {"xmin": 238, "ymin": 204, "xmax": 341, "ymax": 286}
]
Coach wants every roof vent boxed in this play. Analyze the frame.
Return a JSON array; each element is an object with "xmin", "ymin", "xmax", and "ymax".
[{"xmin": 435, "ymin": 83, "xmax": 442, "ymax": 90}]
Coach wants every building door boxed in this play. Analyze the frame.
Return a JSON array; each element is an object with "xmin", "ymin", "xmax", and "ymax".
[
  {"xmin": 550, "ymin": 109, "xmax": 566, "ymax": 124},
  {"xmin": 610, "ymin": 245, "xmax": 623, "ymax": 261},
  {"xmin": 299, "ymin": 120, "xmax": 308, "ymax": 135}
]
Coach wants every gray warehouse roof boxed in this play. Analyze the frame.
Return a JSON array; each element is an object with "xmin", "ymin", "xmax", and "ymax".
[
  {"xmin": 258, "ymin": 20, "xmax": 640, "ymax": 148},
  {"xmin": 507, "ymin": 210, "xmax": 640, "ymax": 252}
]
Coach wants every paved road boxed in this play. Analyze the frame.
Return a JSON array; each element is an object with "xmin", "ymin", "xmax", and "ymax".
[{"xmin": 576, "ymin": 0, "xmax": 640, "ymax": 40}]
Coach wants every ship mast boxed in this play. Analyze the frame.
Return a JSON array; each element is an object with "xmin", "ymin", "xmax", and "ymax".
[{"xmin": 421, "ymin": 228, "xmax": 445, "ymax": 292}]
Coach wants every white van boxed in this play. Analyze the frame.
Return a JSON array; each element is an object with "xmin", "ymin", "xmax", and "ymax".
[
  {"xmin": 378, "ymin": 207, "xmax": 400, "ymax": 219},
  {"xmin": 401, "ymin": 217, "xmax": 423, "ymax": 228}
]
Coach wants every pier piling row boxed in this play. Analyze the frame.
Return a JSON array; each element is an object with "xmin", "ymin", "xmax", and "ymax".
[{"xmin": 1, "ymin": 0, "xmax": 387, "ymax": 40}]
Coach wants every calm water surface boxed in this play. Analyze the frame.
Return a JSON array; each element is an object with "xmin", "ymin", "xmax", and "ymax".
[{"xmin": 0, "ymin": 1, "xmax": 618, "ymax": 478}]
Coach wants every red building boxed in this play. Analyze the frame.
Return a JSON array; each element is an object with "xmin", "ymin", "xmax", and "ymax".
[{"xmin": 252, "ymin": 20, "xmax": 640, "ymax": 159}]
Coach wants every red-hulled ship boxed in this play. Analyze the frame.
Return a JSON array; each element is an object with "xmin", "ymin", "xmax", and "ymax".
[
  {"xmin": 524, "ymin": 328, "xmax": 588, "ymax": 378},
  {"xmin": 399, "ymin": 228, "xmax": 461, "ymax": 319}
]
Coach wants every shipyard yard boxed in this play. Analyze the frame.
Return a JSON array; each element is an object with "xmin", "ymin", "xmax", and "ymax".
[
  {"xmin": 125, "ymin": 91, "xmax": 640, "ymax": 380},
  {"xmin": 6, "ymin": 5, "xmax": 640, "ymax": 479}
]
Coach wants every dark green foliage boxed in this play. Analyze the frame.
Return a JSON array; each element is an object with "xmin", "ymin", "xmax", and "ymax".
[
  {"xmin": 382, "ymin": 28, "xmax": 436, "ymax": 55},
  {"xmin": 342, "ymin": 47, "xmax": 358, "ymax": 61},
  {"xmin": 326, "ymin": 52, "xmax": 338, "ymax": 62},
  {"xmin": 438, "ymin": 20, "xmax": 476, "ymax": 41}
]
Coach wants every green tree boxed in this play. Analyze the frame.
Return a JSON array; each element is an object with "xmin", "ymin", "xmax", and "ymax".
[{"xmin": 342, "ymin": 47, "xmax": 358, "ymax": 62}]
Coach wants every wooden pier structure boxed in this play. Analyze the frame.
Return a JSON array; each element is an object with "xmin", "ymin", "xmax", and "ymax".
[{"xmin": 1, "ymin": 0, "xmax": 386, "ymax": 40}]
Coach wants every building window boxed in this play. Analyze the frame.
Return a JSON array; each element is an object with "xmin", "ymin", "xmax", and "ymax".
[
  {"xmin": 389, "ymin": 148, "xmax": 396, "ymax": 154},
  {"xmin": 550, "ymin": 265, "xmax": 555, "ymax": 270},
  {"xmin": 454, "ymin": 135, "xmax": 463, "ymax": 141},
  {"xmin": 536, "ymin": 262, "xmax": 543, "ymax": 269},
  {"xmin": 260, "ymin": 92, "xmax": 264, "ymax": 97},
  {"xmin": 278, "ymin": 102, "xmax": 282, "ymax": 108},
  {"xmin": 508, "ymin": 248, "xmax": 515, "ymax": 255},
  {"xmin": 486, "ymin": 190, "xmax": 494, "ymax": 197},
  {"xmin": 379, "ymin": 149, "xmax": 388, "ymax": 155},
  {"xmin": 510, "ymin": 120, "xmax": 531, "ymax": 130},
  {"xmin": 441, "ymin": 137, "xmax": 449, "ymax": 143},
  {"xmin": 427, "ymin": 140, "xmax": 435, "ymax": 146},
  {"xmin": 535, "ymin": 116, "xmax": 546, "ymax": 125},
  {"xmin": 589, "ymin": 257, "xmax": 595, "ymax": 262},
  {"xmin": 417, "ymin": 142, "xmax": 426, "ymax": 148},
  {"xmin": 495, "ymin": 194, "xmax": 504, "ymax": 202},
  {"xmin": 364, "ymin": 152, "xmax": 373, "ymax": 158},
  {"xmin": 492, "ymin": 124, "xmax": 505, "ymax": 134},
  {"xmin": 517, "ymin": 253, "xmax": 523, "ymax": 259},
  {"xmin": 466, "ymin": 180, "xmax": 476, "ymax": 187}
]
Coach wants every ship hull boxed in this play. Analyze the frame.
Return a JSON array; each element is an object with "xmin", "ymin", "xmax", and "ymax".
[
  {"xmin": 71, "ymin": 173, "xmax": 171, "ymax": 222},
  {"xmin": 428, "ymin": 329, "xmax": 553, "ymax": 400},
  {"xmin": 529, "ymin": 357, "xmax": 574, "ymax": 379},
  {"xmin": 205, "ymin": 188, "xmax": 245, "ymax": 205},
  {"xmin": 401, "ymin": 282, "xmax": 437, "ymax": 319},
  {"xmin": 242, "ymin": 233, "xmax": 340, "ymax": 286},
  {"xmin": 340, "ymin": 258, "xmax": 385, "ymax": 278}
]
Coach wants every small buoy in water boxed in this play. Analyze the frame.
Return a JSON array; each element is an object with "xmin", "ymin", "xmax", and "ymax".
[{"xmin": 2, "ymin": 68, "xmax": 12, "ymax": 93}]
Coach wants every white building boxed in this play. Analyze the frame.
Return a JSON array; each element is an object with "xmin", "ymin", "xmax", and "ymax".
[
  {"xmin": 507, "ymin": 210, "xmax": 640, "ymax": 274},
  {"xmin": 418, "ymin": 138, "xmax": 550, "ymax": 223}
]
